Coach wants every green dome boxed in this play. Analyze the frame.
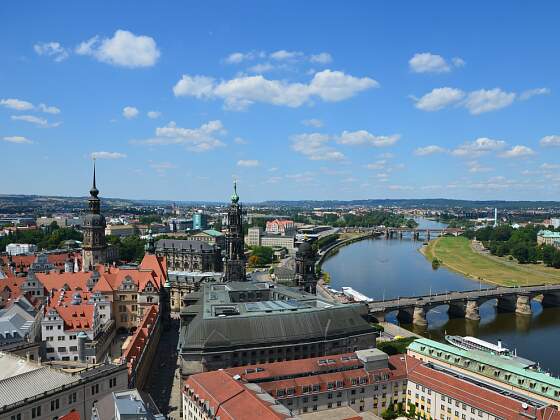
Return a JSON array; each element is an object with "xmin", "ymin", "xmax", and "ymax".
[{"xmin": 231, "ymin": 181, "xmax": 240, "ymax": 204}]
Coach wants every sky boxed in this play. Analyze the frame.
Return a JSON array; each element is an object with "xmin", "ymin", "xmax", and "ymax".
[{"xmin": 1, "ymin": 1, "xmax": 559, "ymax": 202}]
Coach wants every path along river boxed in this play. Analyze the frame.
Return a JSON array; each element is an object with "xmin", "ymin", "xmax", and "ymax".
[{"xmin": 322, "ymin": 218, "xmax": 560, "ymax": 375}]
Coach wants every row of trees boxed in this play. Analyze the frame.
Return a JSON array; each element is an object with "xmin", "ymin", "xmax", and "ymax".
[
  {"xmin": 248, "ymin": 245, "xmax": 274, "ymax": 267},
  {"xmin": 0, "ymin": 222, "xmax": 82, "ymax": 251},
  {"xmin": 313, "ymin": 211, "xmax": 418, "ymax": 228},
  {"xmin": 466, "ymin": 225, "xmax": 560, "ymax": 267},
  {"xmin": 106, "ymin": 235, "xmax": 146, "ymax": 263}
]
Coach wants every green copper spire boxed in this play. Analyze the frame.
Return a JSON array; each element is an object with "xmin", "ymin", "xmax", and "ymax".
[{"xmin": 231, "ymin": 180, "xmax": 239, "ymax": 204}]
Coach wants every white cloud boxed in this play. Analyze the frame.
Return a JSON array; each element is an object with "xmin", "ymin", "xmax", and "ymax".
[
  {"xmin": 519, "ymin": 87, "xmax": 550, "ymax": 101},
  {"xmin": 337, "ymin": 130, "xmax": 400, "ymax": 147},
  {"xmin": 2, "ymin": 136, "xmax": 32, "ymax": 144},
  {"xmin": 173, "ymin": 70, "xmax": 378, "ymax": 110},
  {"xmin": 541, "ymin": 163, "xmax": 560, "ymax": 170},
  {"xmin": 11, "ymin": 115, "xmax": 60, "ymax": 127},
  {"xmin": 224, "ymin": 51, "xmax": 264, "ymax": 64},
  {"xmin": 0, "ymin": 98, "xmax": 34, "ymax": 111},
  {"xmin": 409, "ymin": 52, "xmax": 451, "ymax": 73},
  {"xmin": 452, "ymin": 137, "xmax": 506, "ymax": 157},
  {"xmin": 310, "ymin": 52, "xmax": 333, "ymax": 64},
  {"xmin": 270, "ymin": 50, "xmax": 303, "ymax": 61},
  {"xmin": 234, "ymin": 137, "xmax": 248, "ymax": 145},
  {"xmin": 33, "ymin": 42, "xmax": 69, "ymax": 62},
  {"xmin": 291, "ymin": 133, "xmax": 345, "ymax": 161},
  {"xmin": 540, "ymin": 135, "xmax": 560, "ymax": 147},
  {"xmin": 414, "ymin": 87, "xmax": 465, "ymax": 111},
  {"xmin": 302, "ymin": 118, "xmax": 323, "ymax": 128},
  {"xmin": 76, "ymin": 30, "xmax": 160, "ymax": 68},
  {"xmin": 248, "ymin": 63, "xmax": 274, "ymax": 73},
  {"xmin": 122, "ymin": 106, "xmax": 139, "ymax": 119},
  {"xmin": 464, "ymin": 88, "xmax": 516, "ymax": 115},
  {"xmin": 467, "ymin": 160, "xmax": 492, "ymax": 173},
  {"xmin": 147, "ymin": 111, "xmax": 161, "ymax": 119},
  {"xmin": 91, "ymin": 151, "xmax": 127, "ymax": 159},
  {"xmin": 499, "ymin": 145, "xmax": 535, "ymax": 158},
  {"xmin": 149, "ymin": 162, "xmax": 176, "ymax": 175},
  {"xmin": 135, "ymin": 120, "xmax": 226, "ymax": 152},
  {"xmin": 38, "ymin": 103, "xmax": 60, "ymax": 114},
  {"xmin": 414, "ymin": 145, "xmax": 447, "ymax": 156},
  {"xmin": 237, "ymin": 159, "xmax": 260, "ymax": 167},
  {"xmin": 452, "ymin": 57, "xmax": 466, "ymax": 67},
  {"xmin": 366, "ymin": 160, "xmax": 387, "ymax": 170}
]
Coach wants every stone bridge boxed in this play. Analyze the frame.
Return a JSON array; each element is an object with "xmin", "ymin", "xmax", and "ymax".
[
  {"xmin": 341, "ymin": 226, "xmax": 464, "ymax": 240},
  {"xmin": 367, "ymin": 284, "xmax": 560, "ymax": 326}
]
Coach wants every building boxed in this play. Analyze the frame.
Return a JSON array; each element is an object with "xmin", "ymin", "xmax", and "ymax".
[
  {"xmin": 294, "ymin": 241, "xmax": 318, "ymax": 294},
  {"xmin": 183, "ymin": 369, "xmax": 293, "ymax": 420},
  {"xmin": 0, "ymin": 351, "xmax": 128, "ymax": 420},
  {"xmin": 551, "ymin": 218, "xmax": 560, "ymax": 229},
  {"xmin": 407, "ymin": 338, "xmax": 560, "ymax": 409},
  {"xmin": 1, "ymin": 251, "xmax": 82, "ymax": 275},
  {"xmin": 178, "ymin": 281, "xmax": 376, "ymax": 374},
  {"xmin": 166, "ymin": 271, "xmax": 222, "ymax": 312},
  {"xmin": 5, "ymin": 243, "xmax": 37, "ymax": 256},
  {"xmin": 266, "ymin": 219, "xmax": 295, "ymax": 235},
  {"xmin": 193, "ymin": 211, "xmax": 209, "ymax": 231},
  {"xmin": 405, "ymin": 355, "xmax": 560, "ymax": 420},
  {"xmin": 105, "ymin": 224, "xmax": 136, "ymax": 238},
  {"xmin": 537, "ymin": 230, "xmax": 560, "ymax": 249},
  {"xmin": 92, "ymin": 389, "xmax": 165, "ymax": 420},
  {"xmin": 245, "ymin": 227, "xmax": 296, "ymax": 253},
  {"xmin": 0, "ymin": 295, "xmax": 42, "ymax": 349},
  {"xmin": 190, "ymin": 229, "xmax": 225, "ymax": 249},
  {"xmin": 82, "ymin": 162, "xmax": 107, "ymax": 271},
  {"xmin": 156, "ymin": 239, "xmax": 222, "ymax": 273},
  {"xmin": 224, "ymin": 182, "xmax": 246, "ymax": 282}
]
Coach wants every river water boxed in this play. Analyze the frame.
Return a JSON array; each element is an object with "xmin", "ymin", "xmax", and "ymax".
[{"xmin": 322, "ymin": 218, "xmax": 560, "ymax": 375}]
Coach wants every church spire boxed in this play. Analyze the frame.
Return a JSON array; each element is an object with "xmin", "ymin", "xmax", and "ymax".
[
  {"xmin": 231, "ymin": 180, "xmax": 239, "ymax": 204},
  {"xmin": 90, "ymin": 158, "xmax": 99, "ymax": 198}
]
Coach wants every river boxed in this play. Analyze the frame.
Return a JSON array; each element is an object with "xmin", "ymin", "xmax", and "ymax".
[{"xmin": 322, "ymin": 218, "xmax": 560, "ymax": 375}]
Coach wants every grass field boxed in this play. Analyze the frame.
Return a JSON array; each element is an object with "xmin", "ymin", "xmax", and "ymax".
[{"xmin": 423, "ymin": 236, "xmax": 560, "ymax": 286}]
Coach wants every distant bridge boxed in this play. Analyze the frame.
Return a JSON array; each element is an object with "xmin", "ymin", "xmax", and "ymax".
[
  {"xmin": 367, "ymin": 284, "xmax": 560, "ymax": 326},
  {"xmin": 341, "ymin": 226, "xmax": 464, "ymax": 240}
]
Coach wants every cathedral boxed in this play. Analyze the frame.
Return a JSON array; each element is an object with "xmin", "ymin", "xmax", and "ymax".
[
  {"xmin": 82, "ymin": 161, "xmax": 108, "ymax": 271},
  {"xmin": 223, "ymin": 181, "xmax": 246, "ymax": 282}
]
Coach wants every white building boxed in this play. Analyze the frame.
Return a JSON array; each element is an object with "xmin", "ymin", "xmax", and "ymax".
[{"xmin": 6, "ymin": 243, "xmax": 37, "ymax": 256}]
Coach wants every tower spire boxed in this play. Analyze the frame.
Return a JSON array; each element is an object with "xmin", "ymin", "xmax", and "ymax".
[
  {"xmin": 231, "ymin": 180, "xmax": 239, "ymax": 204},
  {"xmin": 90, "ymin": 158, "xmax": 99, "ymax": 198}
]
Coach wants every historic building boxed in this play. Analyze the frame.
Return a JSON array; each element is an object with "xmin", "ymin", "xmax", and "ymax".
[
  {"xmin": 82, "ymin": 162, "xmax": 107, "ymax": 271},
  {"xmin": 155, "ymin": 239, "xmax": 222, "ymax": 273},
  {"xmin": 294, "ymin": 241, "xmax": 318, "ymax": 294},
  {"xmin": 224, "ymin": 182, "xmax": 246, "ymax": 282}
]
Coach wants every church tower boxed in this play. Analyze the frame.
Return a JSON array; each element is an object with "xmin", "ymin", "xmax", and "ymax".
[
  {"xmin": 294, "ymin": 240, "xmax": 318, "ymax": 294},
  {"xmin": 224, "ymin": 181, "xmax": 246, "ymax": 282},
  {"xmin": 82, "ymin": 160, "xmax": 107, "ymax": 271}
]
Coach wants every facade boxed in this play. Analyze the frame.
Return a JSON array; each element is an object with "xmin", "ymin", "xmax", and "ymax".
[
  {"xmin": 156, "ymin": 239, "xmax": 222, "ymax": 273},
  {"xmin": 224, "ymin": 182, "xmax": 246, "ymax": 282},
  {"xmin": 245, "ymin": 227, "xmax": 296, "ymax": 252},
  {"xmin": 537, "ymin": 230, "xmax": 560, "ymax": 249},
  {"xmin": 5, "ymin": 243, "xmax": 37, "ymax": 256},
  {"xmin": 193, "ymin": 212, "xmax": 208, "ymax": 230},
  {"xmin": 167, "ymin": 271, "xmax": 222, "ymax": 312},
  {"xmin": 105, "ymin": 224, "xmax": 136, "ymax": 238},
  {"xmin": 405, "ymin": 355, "xmax": 560, "ymax": 420},
  {"xmin": 407, "ymin": 338, "xmax": 560, "ymax": 409},
  {"xmin": 82, "ymin": 163, "xmax": 107, "ymax": 271},
  {"xmin": 190, "ymin": 229, "xmax": 225, "ymax": 249},
  {"xmin": 266, "ymin": 219, "xmax": 295, "ymax": 235},
  {"xmin": 294, "ymin": 241, "xmax": 317, "ymax": 294},
  {"xmin": 0, "ymin": 351, "xmax": 128, "ymax": 420},
  {"xmin": 178, "ymin": 281, "xmax": 376, "ymax": 374},
  {"xmin": 551, "ymin": 218, "xmax": 560, "ymax": 229}
]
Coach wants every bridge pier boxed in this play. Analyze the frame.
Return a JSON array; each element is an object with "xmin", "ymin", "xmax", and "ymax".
[
  {"xmin": 426, "ymin": 230, "xmax": 430, "ymax": 241},
  {"xmin": 465, "ymin": 299, "xmax": 481, "ymax": 321},
  {"xmin": 396, "ymin": 308, "xmax": 414, "ymax": 324},
  {"xmin": 412, "ymin": 305, "xmax": 428, "ymax": 326},
  {"xmin": 515, "ymin": 293, "xmax": 532, "ymax": 316},
  {"xmin": 399, "ymin": 231, "xmax": 403, "ymax": 239}
]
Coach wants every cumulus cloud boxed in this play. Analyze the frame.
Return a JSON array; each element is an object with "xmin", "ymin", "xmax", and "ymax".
[
  {"xmin": 76, "ymin": 30, "xmax": 160, "ymax": 68},
  {"xmin": 173, "ymin": 70, "xmax": 378, "ymax": 110},
  {"xmin": 310, "ymin": 52, "xmax": 333, "ymax": 64},
  {"xmin": 234, "ymin": 137, "xmax": 248, "ymax": 145},
  {"xmin": 134, "ymin": 120, "xmax": 226, "ymax": 152},
  {"xmin": 33, "ymin": 42, "xmax": 69, "ymax": 62},
  {"xmin": 414, "ymin": 145, "xmax": 447, "ymax": 156},
  {"xmin": 414, "ymin": 87, "xmax": 465, "ymax": 111},
  {"xmin": 464, "ymin": 89, "xmax": 516, "ymax": 115},
  {"xmin": 90, "ymin": 151, "xmax": 127, "ymax": 159},
  {"xmin": 337, "ymin": 130, "xmax": 400, "ymax": 147},
  {"xmin": 147, "ymin": 111, "xmax": 161, "ymax": 119},
  {"xmin": 291, "ymin": 133, "xmax": 345, "ymax": 161},
  {"xmin": 519, "ymin": 87, "xmax": 550, "ymax": 101},
  {"xmin": 0, "ymin": 98, "xmax": 34, "ymax": 111},
  {"xmin": 248, "ymin": 63, "xmax": 274, "ymax": 73},
  {"xmin": 270, "ymin": 50, "xmax": 303, "ymax": 61},
  {"xmin": 302, "ymin": 118, "xmax": 323, "ymax": 128},
  {"xmin": 467, "ymin": 160, "xmax": 492, "ymax": 173},
  {"xmin": 122, "ymin": 106, "xmax": 139, "ymax": 119},
  {"xmin": 409, "ymin": 52, "xmax": 465, "ymax": 73},
  {"xmin": 499, "ymin": 145, "xmax": 535, "ymax": 158},
  {"xmin": 2, "ymin": 136, "xmax": 32, "ymax": 144},
  {"xmin": 451, "ymin": 137, "xmax": 506, "ymax": 157},
  {"xmin": 237, "ymin": 159, "xmax": 260, "ymax": 167},
  {"xmin": 540, "ymin": 135, "xmax": 560, "ymax": 147},
  {"xmin": 38, "ymin": 103, "xmax": 61, "ymax": 114},
  {"xmin": 11, "ymin": 115, "xmax": 60, "ymax": 127}
]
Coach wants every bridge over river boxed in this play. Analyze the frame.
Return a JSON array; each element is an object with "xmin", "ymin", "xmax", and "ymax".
[{"xmin": 367, "ymin": 284, "xmax": 560, "ymax": 326}]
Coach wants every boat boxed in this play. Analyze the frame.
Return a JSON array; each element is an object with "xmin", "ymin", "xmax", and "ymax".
[
  {"xmin": 341, "ymin": 286, "xmax": 373, "ymax": 303},
  {"xmin": 445, "ymin": 335, "xmax": 511, "ymax": 356}
]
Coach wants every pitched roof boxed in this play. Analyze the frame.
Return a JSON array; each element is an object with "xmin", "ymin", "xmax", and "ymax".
[{"xmin": 139, "ymin": 254, "xmax": 167, "ymax": 285}]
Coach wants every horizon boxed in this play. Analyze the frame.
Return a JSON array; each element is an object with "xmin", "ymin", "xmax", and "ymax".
[{"xmin": 2, "ymin": 2, "xmax": 560, "ymax": 201}]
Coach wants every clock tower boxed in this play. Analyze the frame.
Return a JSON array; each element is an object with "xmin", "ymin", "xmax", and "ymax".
[{"xmin": 82, "ymin": 161, "xmax": 107, "ymax": 271}]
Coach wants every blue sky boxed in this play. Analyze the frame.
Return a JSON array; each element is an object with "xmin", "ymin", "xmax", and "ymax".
[{"xmin": 1, "ymin": 1, "xmax": 559, "ymax": 202}]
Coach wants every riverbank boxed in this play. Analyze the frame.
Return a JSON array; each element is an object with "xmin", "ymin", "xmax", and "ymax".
[
  {"xmin": 317, "ymin": 232, "xmax": 379, "ymax": 269},
  {"xmin": 423, "ymin": 236, "xmax": 560, "ymax": 286}
]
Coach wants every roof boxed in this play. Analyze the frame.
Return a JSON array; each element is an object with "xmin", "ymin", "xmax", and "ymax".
[
  {"xmin": 139, "ymin": 254, "xmax": 167, "ymax": 285},
  {"xmin": 156, "ymin": 239, "xmax": 218, "ymax": 251},
  {"xmin": 123, "ymin": 305, "xmax": 159, "ymax": 375},
  {"xmin": 201, "ymin": 229, "xmax": 225, "ymax": 237},
  {"xmin": 538, "ymin": 230, "xmax": 560, "ymax": 239},
  {"xmin": 59, "ymin": 411, "xmax": 81, "ymax": 420}
]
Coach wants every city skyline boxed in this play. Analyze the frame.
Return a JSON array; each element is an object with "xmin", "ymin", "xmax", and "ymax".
[{"xmin": 2, "ymin": 1, "xmax": 560, "ymax": 201}]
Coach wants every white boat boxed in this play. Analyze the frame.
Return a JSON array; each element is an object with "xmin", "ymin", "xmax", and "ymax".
[
  {"xmin": 445, "ymin": 335, "xmax": 511, "ymax": 356},
  {"xmin": 341, "ymin": 286, "xmax": 373, "ymax": 303}
]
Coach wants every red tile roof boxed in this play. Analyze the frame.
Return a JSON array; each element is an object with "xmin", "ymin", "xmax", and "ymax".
[
  {"xmin": 139, "ymin": 254, "xmax": 167, "ymax": 285},
  {"xmin": 123, "ymin": 305, "xmax": 159, "ymax": 377},
  {"xmin": 1, "ymin": 252, "xmax": 82, "ymax": 273},
  {"xmin": 59, "ymin": 410, "xmax": 80, "ymax": 420}
]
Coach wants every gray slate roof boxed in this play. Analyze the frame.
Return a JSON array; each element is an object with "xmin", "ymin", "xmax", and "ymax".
[{"xmin": 156, "ymin": 239, "xmax": 217, "ymax": 251}]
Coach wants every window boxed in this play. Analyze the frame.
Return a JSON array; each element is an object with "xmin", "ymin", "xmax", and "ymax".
[
  {"xmin": 58, "ymin": 336, "xmax": 65, "ymax": 341},
  {"xmin": 11, "ymin": 414, "xmax": 22, "ymax": 420},
  {"xmin": 68, "ymin": 392, "xmax": 77, "ymax": 404},
  {"xmin": 109, "ymin": 377, "xmax": 117, "ymax": 388},
  {"xmin": 91, "ymin": 384, "xmax": 99, "ymax": 395},
  {"xmin": 32, "ymin": 407, "xmax": 42, "ymax": 419},
  {"xmin": 46, "ymin": 336, "xmax": 54, "ymax": 342},
  {"xmin": 51, "ymin": 399, "xmax": 60, "ymax": 411},
  {"xmin": 69, "ymin": 346, "xmax": 78, "ymax": 351},
  {"xmin": 57, "ymin": 347, "xmax": 66, "ymax": 352}
]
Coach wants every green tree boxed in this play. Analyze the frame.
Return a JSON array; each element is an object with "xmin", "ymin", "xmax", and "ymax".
[{"xmin": 119, "ymin": 236, "xmax": 146, "ymax": 262}]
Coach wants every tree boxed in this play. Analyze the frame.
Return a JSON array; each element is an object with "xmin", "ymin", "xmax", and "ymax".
[
  {"xmin": 248, "ymin": 255, "xmax": 260, "ymax": 267},
  {"xmin": 119, "ymin": 236, "xmax": 146, "ymax": 262},
  {"xmin": 249, "ymin": 246, "xmax": 274, "ymax": 265}
]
